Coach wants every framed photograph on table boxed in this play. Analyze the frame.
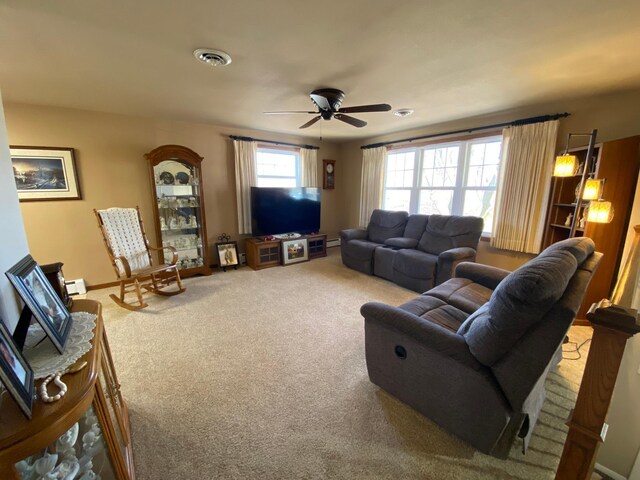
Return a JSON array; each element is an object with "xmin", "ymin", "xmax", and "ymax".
[
  {"xmin": 282, "ymin": 238, "xmax": 309, "ymax": 266},
  {"xmin": 10, "ymin": 146, "xmax": 81, "ymax": 201},
  {"xmin": 0, "ymin": 319, "xmax": 35, "ymax": 419},
  {"xmin": 6, "ymin": 255, "xmax": 73, "ymax": 354},
  {"xmin": 216, "ymin": 241, "xmax": 239, "ymax": 271}
]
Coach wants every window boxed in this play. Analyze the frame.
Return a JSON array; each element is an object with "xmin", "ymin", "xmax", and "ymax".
[
  {"xmin": 383, "ymin": 136, "xmax": 502, "ymax": 233},
  {"xmin": 256, "ymin": 148, "xmax": 300, "ymax": 187}
]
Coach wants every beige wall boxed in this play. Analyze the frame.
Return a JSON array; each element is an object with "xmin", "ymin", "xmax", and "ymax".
[
  {"xmin": 0, "ymin": 93, "xmax": 30, "ymax": 331},
  {"xmin": 3, "ymin": 103, "xmax": 342, "ymax": 286}
]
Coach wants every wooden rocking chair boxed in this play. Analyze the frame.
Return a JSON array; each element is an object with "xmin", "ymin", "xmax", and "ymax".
[{"xmin": 95, "ymin": 207, "xmax": 185, "ymax": 310}]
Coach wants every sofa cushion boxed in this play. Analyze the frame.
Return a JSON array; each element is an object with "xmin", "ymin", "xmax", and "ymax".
[
  {"xmin": 368, "ymin": 210, "xmax": 409, "ymax": 244},
  {"xmin": 392, "ymin": 249, "xmax": 437, "ymax": 280},
  {"xmin": 403, "ymin": 214, "xmax": 429, "ymax": 240},
  {"xmin": 343, "ymin": 239, "xmax": 382, "ymax": 261},
  {"xmin": 427, "ymin": 278, "xmax": 493, "ymax": 314},
  {"xmin": 417, "ymin": 215, "xmax": 484, "ymax": 255},
  {"xmin": 384, "ymin": 237, "xmax": 419, "ymax": 249},
  {"xmin": 463, "ymin": 247, "xmax": 578, "ymax": 366},
  {"xmin": 399, "ymin": 295, "xmax": 469, "ymax": 333}
]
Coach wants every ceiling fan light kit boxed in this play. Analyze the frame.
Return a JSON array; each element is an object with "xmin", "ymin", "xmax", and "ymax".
[
  {"xmin": 193, "ymin": 48, "xmax": 232, "ymax": 67},
  {"xmin": 394, "ymin": 108, "xmax": 414, "ymax": 117},
  {"xmin": 264, "ymin": 88, "xmax": 392, "ymax": 129}
]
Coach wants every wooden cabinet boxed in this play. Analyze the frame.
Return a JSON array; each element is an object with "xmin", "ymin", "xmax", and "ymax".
[
  {"xmin": 0, "ymin": 300, "xmax": 135, "ymax": 480},
  {"xmin": 307, "ymin": 234, "xmax": 327, "ymax": 259},
  {"xmin": 245, "ymin": 237, "xmax": 281, "ymax": 270},
  {"xmin": 245, "ymin": 234, "xmax": 328, "ymax": 269},
  {"xmin": 542, "ymin": 135, "xmax": 640, "ymax": 319},
  {"xmin": 145, "ymin": 144, "xmax": 212, "ymax": 277}
]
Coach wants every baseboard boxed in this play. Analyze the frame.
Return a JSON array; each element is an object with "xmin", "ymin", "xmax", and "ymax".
[
  {"xmin": 327, "ymin": 238, "xmax": 341, "ymax": 248},
  {"xmin": 595, "ymin": 463, "xmax": 627, "ymax": 480},
  {"xmin": 86, "ymin": 280, "xmax": 121, "ymax": 291}
]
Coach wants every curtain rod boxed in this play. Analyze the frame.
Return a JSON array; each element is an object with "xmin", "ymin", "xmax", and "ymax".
[
  {"xmin": 360, "ymin": 112, "xmax": 571, "ymax": 150},
  {"xmin": 229, "ymin": 135, "xmax": 320, "ymax": 150}
]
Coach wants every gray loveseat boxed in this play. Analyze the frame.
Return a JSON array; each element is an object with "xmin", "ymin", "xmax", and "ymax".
[
  {"xmin": 340, "ymin": 209, "xmax": 484, "ymax": 292},
  {"xmin": 361, "ymin": 237, "xmax": 601, "ymax": 457}
]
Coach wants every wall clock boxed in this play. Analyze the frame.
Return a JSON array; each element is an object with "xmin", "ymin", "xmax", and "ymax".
[{"xmin": 323, "ymin": 159, "xmax": 336, "ymax": 190}]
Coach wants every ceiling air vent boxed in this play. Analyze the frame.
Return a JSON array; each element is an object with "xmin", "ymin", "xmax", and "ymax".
[{"xmin": 193, "ymin": 48, "xmax": 232, "ymax": 67}]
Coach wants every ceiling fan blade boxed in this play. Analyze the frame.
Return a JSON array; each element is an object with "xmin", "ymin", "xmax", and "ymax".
[
  {"xmin": 334, "ymin": 114, "xmax": 367, "ymax": 128},
  {"xmin": 338, "ymin": 103, "xmax": 392, "ymax": 113},
  {"xmin": 299, "ymin": 116, "xmax": 322, "ymax": 129},
  {"xmin": 310, "ymin": 93, "xmax": 332, "ymax": 111},
  {"xmin": 264, "ymin": 111, "xmax": 317, "ymax": 115}
]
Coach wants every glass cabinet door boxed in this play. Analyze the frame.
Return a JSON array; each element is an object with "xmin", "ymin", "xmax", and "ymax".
[
  {"xmin": 14, "ymin": 405, "xmax": 118, "ymax": 480},
  {"xmin": 153, "ymin": 159, "xmax": 206, "ymax": 270}
]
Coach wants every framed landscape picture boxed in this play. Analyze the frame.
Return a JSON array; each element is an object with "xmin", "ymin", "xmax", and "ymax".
[
  {"xmin": 10, "ymin": 146, "xmax": 81, "ymax": 201},
  {"xmin": 0, "ymin": 319, "xmax": 34, "ymax": 419},
  {"xmin": 6, "ymin": 255, "xmax": 73, "ymax": 354},
  {"xmin": 282, "ymin": 238, "xmax": 309, "ymax": 266}
]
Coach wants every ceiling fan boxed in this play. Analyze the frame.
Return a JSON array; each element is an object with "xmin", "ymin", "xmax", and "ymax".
[{"xmin": 264, "ymin": 88, "xmax": 392, "ymax": 129}]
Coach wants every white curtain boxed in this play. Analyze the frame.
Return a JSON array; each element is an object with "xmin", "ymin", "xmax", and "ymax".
[
  {"xmin": 233, "ymin": 139, "xmax": 257, "ymax": 234},
  {"xmin": 491, "ymin": 120, "xmax": 559, "ymax": 253},
  {"xmin": 359, "ymin": 146, "xmax": 387, "ymax": 228},
  {"xmin": 300, "ymin": 148, "xmax": 318, "ymax": 187}
]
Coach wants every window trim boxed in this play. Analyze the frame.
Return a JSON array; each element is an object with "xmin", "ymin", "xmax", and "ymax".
[
  {"xmin": 383, "ymin": 134, "xmax": 502, "ymax": 234},
  {"xmin": 256, "ymin": 146, "xmax": 301, "ymax": 187}
]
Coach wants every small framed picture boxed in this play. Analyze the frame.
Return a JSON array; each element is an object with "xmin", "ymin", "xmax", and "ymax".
[
  {"xmin": 216, "ymin": 241, "xmax": 239, "ymax": 272},
  {"xmin": 282, "ymin": 238, "xmax": 309, "ymax": 266},
  {"xmin": 10, "ymin": 146, "xmax": 81, "ymax": 201},
  {"xmin": 0, "ymin": 320, "xmax": 35, "ymax": 419},
  {"xmin": 6, "ymin": 255, "xmax": 73, "ymax": 354}
]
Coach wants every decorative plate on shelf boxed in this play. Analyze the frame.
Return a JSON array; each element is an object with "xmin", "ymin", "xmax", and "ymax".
[
  {"xmin": 160, "ymin": 171, "xmax": 175, "ymax": 185},
  {"xmin": 175, "ymin": 172, "xmax": 190, "ymax": 185}
]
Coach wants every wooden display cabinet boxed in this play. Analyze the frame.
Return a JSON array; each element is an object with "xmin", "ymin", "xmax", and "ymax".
[
  {"xmin": 0, "ymin": 300, "xmax": 135, "ymax": 479},
  {"xmin": 542, "ymin": 135, "xmax": 640, "ymax": 320},
  {"xmin": 145, "ymin": 144, "xmax": 212, "ymax": 278},
  {"xmin": 245, "ymin": 237, "xmax": 282, "ymax": 270}
]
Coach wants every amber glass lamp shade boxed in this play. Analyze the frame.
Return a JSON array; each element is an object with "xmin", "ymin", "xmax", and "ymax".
[
  {"xmin": 582, "ymin": 179, "xmax": 604, "ymax": 200},
  {"xmin": 587, "ymin": 200, "xmax": 614, "ymax": 223},
  {"xmin": 554, "ymin": 154, "xmax": 579, "ymax": 177}
]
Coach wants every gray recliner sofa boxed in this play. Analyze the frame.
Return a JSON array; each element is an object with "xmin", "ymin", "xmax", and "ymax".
[
  {"xmin": 340, "ymin": 209, "xmax": 484, "ymax": 292},
  {"xmin": 360, "ymin": 237, "xmax": 602, "ymax": 457}
]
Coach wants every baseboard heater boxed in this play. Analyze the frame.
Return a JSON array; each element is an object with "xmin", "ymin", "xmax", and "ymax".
[
  {"xmin": 65, "ymin": 279, "xmax": 87, "ymax": 295},
  {"xmin": 327, "ymin": 238, "xmax": 341, "ymax": 248}
]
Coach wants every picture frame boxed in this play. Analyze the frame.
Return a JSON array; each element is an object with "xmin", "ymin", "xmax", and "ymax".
[
  {"xmin": 281, "ymin": 238, "xmax": 309, "ymax": 266},
  {"xmin": 5, "ymin": 255, "xmax": 73, "ymax": 354},
  {"xmin": 10, "ymin": 146, "xmax": 81, "ymax": 201},
  {"xmin": 0, "ymin": 319, "xmax": 35, "ymax": 419},
  {"xmin": 216, "ymin": 241, "xmax": 239, "ymax": 271}
]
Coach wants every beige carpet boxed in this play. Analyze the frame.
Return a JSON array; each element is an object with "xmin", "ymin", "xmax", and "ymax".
[{"xmin": 87, "ymin": 249, "xmax": 591, "ymax": 480}]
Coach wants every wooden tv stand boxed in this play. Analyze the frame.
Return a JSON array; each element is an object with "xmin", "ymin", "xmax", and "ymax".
[{"xmin": 245, "ymin": 234, "xmax": 327, "ymax": 270}]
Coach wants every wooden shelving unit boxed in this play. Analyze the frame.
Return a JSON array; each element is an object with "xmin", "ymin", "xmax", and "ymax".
[
  {"xmin": 542, "ymin": 135, "xmax": 640, "ymax": 320},
  {"xmin": 245, "ymin": 234, "xmax": 328, "ymax": 270}
]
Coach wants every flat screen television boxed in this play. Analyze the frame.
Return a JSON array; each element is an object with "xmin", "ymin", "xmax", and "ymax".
[{"xmin": 251, "ymin": 187, "xmax": 321, "ymax": 236}]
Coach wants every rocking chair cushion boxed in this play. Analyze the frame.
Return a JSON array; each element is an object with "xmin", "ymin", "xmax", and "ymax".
[{"xmin": 97, "ymin": 208, "xmax": 152, "ymax": 276}]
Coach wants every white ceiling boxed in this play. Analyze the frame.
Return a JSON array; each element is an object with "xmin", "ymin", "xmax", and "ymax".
[{"xmin": 1, "ymin": 1, "xmax": 640, "ymax": 141}]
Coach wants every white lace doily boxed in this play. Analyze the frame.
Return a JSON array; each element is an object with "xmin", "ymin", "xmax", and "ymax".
[{"xmin": 24, "ymin": 312, "xmax": 97, "ymax": 379}]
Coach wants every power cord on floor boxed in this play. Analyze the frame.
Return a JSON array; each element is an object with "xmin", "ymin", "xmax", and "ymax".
[{"xmin": 562, "ymin": 337, "xmax": 592, "ymax": 360}]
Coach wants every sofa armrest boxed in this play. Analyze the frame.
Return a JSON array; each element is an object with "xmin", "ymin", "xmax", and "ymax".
[
  {"xmin": 435, "ymin": 247, "xmax": 477, "ymax": 286},
  {"xmin": 455, "ymin": 262, "xmax": 511, "ymax": 290},
  {"xmin": 340, "ymin": 228, "xmax": 368, "ymax": 242},
  {"xmin": 361, "ymin": 302, "xmax": 482, "ymax": 370},
  {"xmin": 384, "ymin": 237, "xmax": 419, "ymax": 249}
]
